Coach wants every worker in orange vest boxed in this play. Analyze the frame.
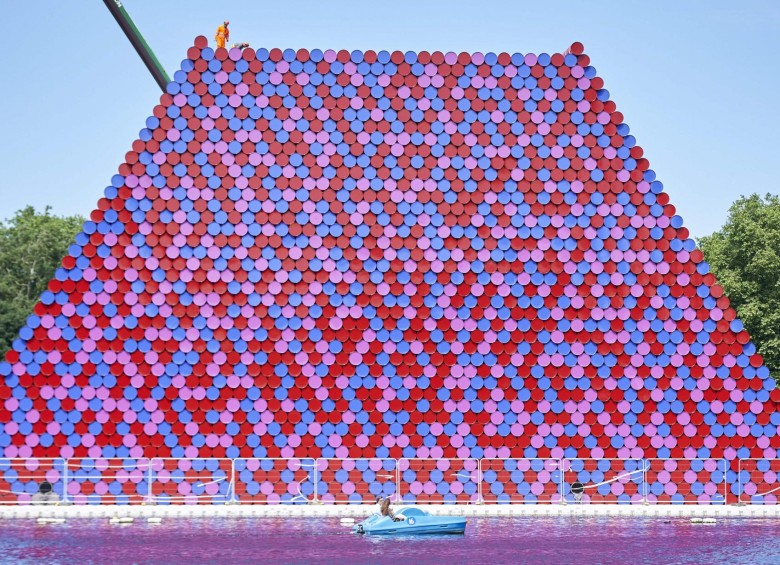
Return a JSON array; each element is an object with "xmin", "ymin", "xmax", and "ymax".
[{"xmin": 215, "ymin": 21, "xmax": 230, "ymax": 49}]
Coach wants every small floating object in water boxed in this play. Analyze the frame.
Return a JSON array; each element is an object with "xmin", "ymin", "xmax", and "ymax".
[
  {"xmin": 340, "ymin": 517, "xmax": 355, "ymax": 524},
  {"xmin": 147, "ymin": 517, "xmax": 162, "ymax": 524},
  {"xmin": 36, "ymin": 517, "xmax": 65, "ymax": 524},
  {"xmin": 109, "ymin": 516, "xmax": 134, "ymax": 525},
  {"xmin": 690, "ymin": 517, "xmax": 716, "ymax": 525}
]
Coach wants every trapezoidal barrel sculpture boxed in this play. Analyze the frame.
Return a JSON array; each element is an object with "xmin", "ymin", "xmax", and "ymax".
[{"xmin": 1, "ymin": 38, "xmax": 777, "ymax": 469}]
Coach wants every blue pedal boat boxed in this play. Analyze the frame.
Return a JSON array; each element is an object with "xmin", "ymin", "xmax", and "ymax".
[{"xmin": 353, "ymin": 507, "xmax": 467, "ymax": 535}]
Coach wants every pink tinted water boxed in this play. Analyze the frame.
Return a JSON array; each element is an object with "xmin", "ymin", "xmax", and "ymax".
[{"xmin": 2, "ymin": 517, "xmax": 779, "ymax": 564}]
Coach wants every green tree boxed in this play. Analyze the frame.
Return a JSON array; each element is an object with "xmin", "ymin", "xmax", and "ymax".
[
  {"xmin": 698, "ymin": 194, "xmax": 780, "ymax": 381},
  {"xmin": 0, "ymin": 206, "xmax": 85, "ymax": 354}
]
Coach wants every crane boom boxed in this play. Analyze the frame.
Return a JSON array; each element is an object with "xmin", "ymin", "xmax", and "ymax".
[{"xmin": 102, "ymin": 0, "xmax": 171, "ymax": 92}]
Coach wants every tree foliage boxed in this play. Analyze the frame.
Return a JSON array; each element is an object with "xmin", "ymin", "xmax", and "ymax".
[
  {"xmin": 0, "ymin": 207, "xmax": 85, "ymax": 354},
  {"xmin": 698, "ymin": 194, "xmax": 780, "ymax": 381}
]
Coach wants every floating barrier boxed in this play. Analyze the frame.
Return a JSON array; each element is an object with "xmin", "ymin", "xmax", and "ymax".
[{"xmin": 36, "ymin": 517, "xmax": 66, "ymax": 524}]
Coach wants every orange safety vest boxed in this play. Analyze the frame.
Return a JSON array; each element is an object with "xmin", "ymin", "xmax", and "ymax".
[{"xmin": 215, "ymin": 24, "xmax": 229, "ymax": 41}]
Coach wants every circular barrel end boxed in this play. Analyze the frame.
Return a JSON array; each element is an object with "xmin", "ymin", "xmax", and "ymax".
[
  {"xmin": 568, "ymin": 42, "xmax": 585, "ymax": 56},
  {"xmin": 194, "ymin": 36, "xmax": 209, "ymax": 49}
]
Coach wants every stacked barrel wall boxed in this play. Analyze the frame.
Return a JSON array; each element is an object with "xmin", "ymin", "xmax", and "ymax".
[{"xmin": 0, "ymin": 38, "xmax": 777, "ymax": 503}]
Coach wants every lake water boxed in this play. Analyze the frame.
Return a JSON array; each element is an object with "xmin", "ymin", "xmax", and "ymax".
[{"xmin": 1, "ymin": 516, "xmax": 779, "ymax": 564}]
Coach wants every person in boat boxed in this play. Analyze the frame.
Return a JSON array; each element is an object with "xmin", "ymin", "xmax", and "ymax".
[
  {"xmin": 379, "ymin": 496, "xmax": 402, "ymax": 521},
  {"xmin": 31, "ymin": 481, "xmax": 59, "ymax": 504}
]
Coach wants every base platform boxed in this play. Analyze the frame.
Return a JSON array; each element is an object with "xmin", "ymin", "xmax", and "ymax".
[{"xmin": 2, "ymin": 503, "xmax": 780, "ymax": 520}]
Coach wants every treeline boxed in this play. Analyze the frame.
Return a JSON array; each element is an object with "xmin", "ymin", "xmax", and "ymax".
[
  {"xmin": 0, "ymin": 207, "xmax": 85, "ymax": 353},
  {"xmin": 0, "ymin": 196, "xmax": 777, "ymax": 382},
  {"xmin": 697, "ymin": 194, "xmax": 780, "ymax": 380}
]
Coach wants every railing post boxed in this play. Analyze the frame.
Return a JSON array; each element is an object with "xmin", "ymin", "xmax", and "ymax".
[
  {"xmin": 312, "ymin": 458, "xmax": 318, "ymax": 504},
  {"xmin": 397, "ymin": 459, "xmax": 403, "ymax": 504},
  {"xmin": 477, "ymin": 458, "xmax": 483, "ymax": 504},
  {"xmin": 738, "ymin": 458, "xmax": 743, "ymax": 505},
  {"xmin": 397, "ymin": 459, "xmax": 401, "ymax": 504},
  {"xmin": 147, "ymin": 458, "xmax": 155, "ymax": 505},
  {"xmin": 559, "ymin": 458, "xmax": 565, "ymax": 504},
  {"xmin": 230, "ymin": 458, "xmax": 237, "ymax": 504},
  {"xmin": 61, "ymin": 458, "xmax": 69, "ymax": 505},
  {"xmin": 642, "ymin": 459, "xmax": 648, "ymax": 505},
  {"xmin": 391, "ymin": 459, "xmax": 398, "ymax": 502},
  {"xmin": 722, "ymin": 459, "xmax": 727, "ymax": 505}
]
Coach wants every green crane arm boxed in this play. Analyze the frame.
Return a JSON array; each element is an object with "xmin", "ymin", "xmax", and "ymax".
[{"xmin": 102, "ymin": 0, "xmax": 171, "ymax": 92}]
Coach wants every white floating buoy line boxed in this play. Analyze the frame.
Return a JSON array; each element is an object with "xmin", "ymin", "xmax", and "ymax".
[
  {"xmin": 690, "ymin": 517, "xmax": 717, "ymax": 525},
  {"xmin": 109, "ymin": 516, "xmax": 134, "ymax": 525},
  {"xmin": 36, "ymin": 517, "xmax": 66, "ymax": 525}
]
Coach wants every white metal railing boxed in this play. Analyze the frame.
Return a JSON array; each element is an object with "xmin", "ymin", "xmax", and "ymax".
[
  {"xmin": 398, "ymin": 458, "xmax": 480, "ymax": 504},
  {"xmin": 0, "ymin": 458, "xmax": 65, "ymax": 505},
  {"xmin": 0, "ymin": 457, "xmax": 771, "ymax": 506},
  {"xmin": 479, "ymin": 458, "xmax": 562, "ymax": 504},
  {"xmin": 315, "ymin": 458, "xmax": 398, "ymax": 504},
  {"xmin": 233, "ymin": 458, "xmax": 316, "ymax": 504},
  {"xmin": 64, "ymin": 458, "xmax": 150, "ymax": 505},
  {"xmin": 738, "ymin": 459, "xmax": 780, "ymax": 505},
  {"xmin": 148, "ymin": 458, "xmax": 234, "ymax": 504}
]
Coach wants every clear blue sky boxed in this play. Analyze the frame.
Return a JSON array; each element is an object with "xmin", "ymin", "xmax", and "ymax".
[{"xmin": 0, "ymin": 1, "xmax": 777, "ymax": 237}]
